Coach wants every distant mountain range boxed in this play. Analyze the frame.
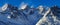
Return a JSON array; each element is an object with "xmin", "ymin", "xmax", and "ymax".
[{"xmin": 0, "ymin": 3, "xmax": 60, "ymax": 25}]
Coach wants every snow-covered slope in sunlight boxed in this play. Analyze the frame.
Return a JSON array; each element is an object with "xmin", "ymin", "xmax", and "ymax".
[
  {"xmin": 36, "ymin": 6, "xmax": 60, "ymax": 25},
  {"xmin": 0, "ymin": 3, "xmax": 8, "ymax": 12},
  {"xmin": 19, "ymin": 2, "xmax": 28, "ymax": 10}
]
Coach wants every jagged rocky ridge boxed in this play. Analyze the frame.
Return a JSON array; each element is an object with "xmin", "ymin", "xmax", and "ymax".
[{"xmin": 0, "ymin": 3, "xmax": 60, "ymax": 25}]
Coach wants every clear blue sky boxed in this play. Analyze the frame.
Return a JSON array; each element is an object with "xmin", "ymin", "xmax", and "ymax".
[{"xmin": 0, "ymin": 0, "xmax": 60, "ymax": 7}]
